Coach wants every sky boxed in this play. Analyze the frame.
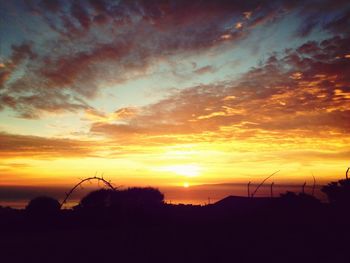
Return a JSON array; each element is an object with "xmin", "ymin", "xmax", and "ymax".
[{"xmin": 0, "ymin": 0, "xmax": 350, "ymax": 193}]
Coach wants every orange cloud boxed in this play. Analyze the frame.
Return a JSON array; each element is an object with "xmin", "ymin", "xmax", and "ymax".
[
  {"xmin": 0, "ymin": 132, "xmax": 95, "ymax": 158},
  {"xmin": 235, "ymin": 22, "xmax": 243, "ymax": 29},
  {"xmin": 88, "ymin": 34, "xmax": 350, "ymax": 146},
  {"xmin": 243, "ymin": 11, "xmax": 252, "ymax": 19}
]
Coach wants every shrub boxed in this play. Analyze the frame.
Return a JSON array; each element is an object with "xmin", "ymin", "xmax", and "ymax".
[
  {"xmin": 26, "ymin": 196, "xmax": 61, "ymax": 215},
  {"xmin": 77, "ymin": 187, "xmax": 164, "ymax": 210},
  {"xmin": 321, "ymin": 168, "xmax": 350, "ymax": 206}
]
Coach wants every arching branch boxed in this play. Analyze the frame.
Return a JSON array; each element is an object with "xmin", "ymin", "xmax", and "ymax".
[{"xmin": 60, "ymin": 176, "xmax": 117, "ymax": 208}]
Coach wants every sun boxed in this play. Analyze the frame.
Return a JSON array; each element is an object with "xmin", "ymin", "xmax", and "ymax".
[{"xmin": 183, "ymin": 182, "xmax": 190, "ymax": 188}]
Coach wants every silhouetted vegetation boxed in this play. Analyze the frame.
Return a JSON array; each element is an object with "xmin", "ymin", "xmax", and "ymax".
[
  {"xmin": 322, "ymin": 168, "xmax": 350, "ymax": 207},
  {"xmin": 280, "ymin": 191, "xmax": 320, "ymax": 205},
  {"xmin": 25, "ymin": 196, "xmax": 60, "ymax": 215},
  {"xmin": 76, "ymin": 187, "xmax": 164, "ymax": 210},
  {"xmin": 120, "ymin": 187, "xmax": 164, "ymax": 206},
  {"xmin": 78, "ymin": 188, "xmax": 116, "ymax": 209}
]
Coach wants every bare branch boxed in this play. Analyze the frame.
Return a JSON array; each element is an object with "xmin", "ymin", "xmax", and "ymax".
[
  {"xmin": 301, "ymin": 181, "xmax": 306, "ymax": 194},
  {"xmin": 312, "ymin": 172, "xmax": 316, "ymax": 196},
  {"xmin": 251, "ymin": 170, "xmax": 280, "ymax": 197},
  {"xmin": 247, "ymin": 181, "xmax": 251, "ymax": 197},
  {"xmin": 270, "ymin": 182, "xmax": 274, "ymax": 198}
]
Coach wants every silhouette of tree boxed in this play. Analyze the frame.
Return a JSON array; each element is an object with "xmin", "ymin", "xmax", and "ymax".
[
  {"xmin": 25, "ymin": 196, "xmax": 60, "ymax": 215},
  {"xmin": 322, "ymin": 168, "xmax": 350, "ymax": 206},
  {"xmin": 280, "ymin": 191, "xmax": 319, "ymax": 205},
  {"xmin": 120, "ymin": 187, "xmax": 164, "ymax": 207},
  {"xmin": 78, "ymin": 189, "xmax": 117, "ymax": 209},
  {"xmin": 77, "ymin": 187, "xmax": 164, "ymax": 210}
]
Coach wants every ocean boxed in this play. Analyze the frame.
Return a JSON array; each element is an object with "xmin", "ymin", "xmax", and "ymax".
[{"xmin": 0, "ymin": 183, "xmax": 327, "ymax": 209}]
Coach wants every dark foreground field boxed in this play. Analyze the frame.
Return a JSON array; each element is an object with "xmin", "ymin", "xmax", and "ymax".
[{"xmin": 1, "ymin": 189, "xmax": 350, "ymax": 263}]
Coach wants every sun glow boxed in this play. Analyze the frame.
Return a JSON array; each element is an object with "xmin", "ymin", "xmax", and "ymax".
[
  {"xmin": 183, "ymin": 182, "xmax": 190, "ymax": 188},
  {"xmin": 161, "ymin": 164, "xmax": 202, "ymax": 177}
]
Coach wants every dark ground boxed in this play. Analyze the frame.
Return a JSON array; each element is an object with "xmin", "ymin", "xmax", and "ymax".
[{"xmin": 1, "ymin": 194, "xmax": 350, "ymax": 263}]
